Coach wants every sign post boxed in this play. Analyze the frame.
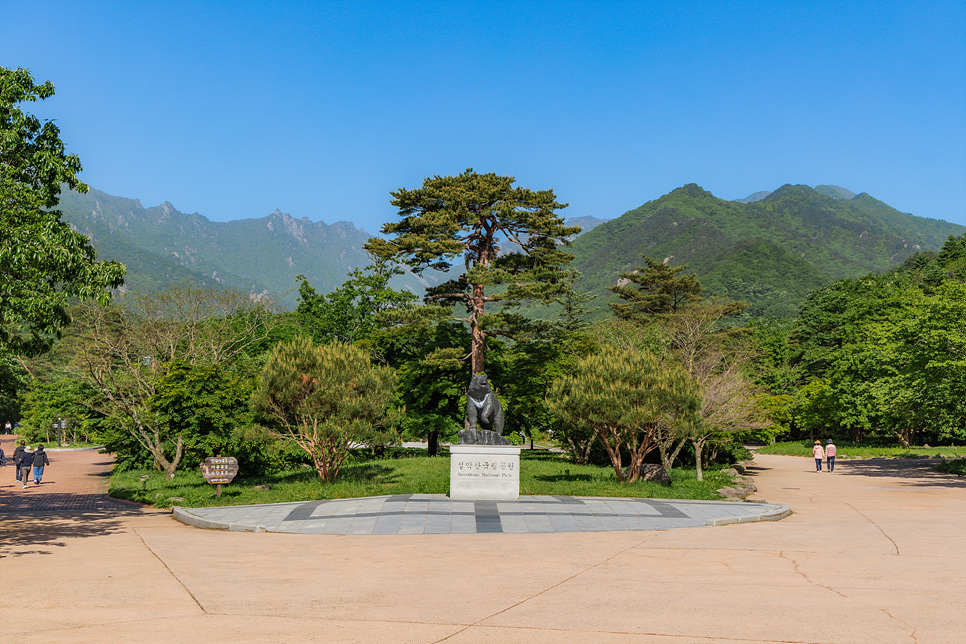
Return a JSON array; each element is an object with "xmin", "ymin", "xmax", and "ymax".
[{"xmin": 200, "ymin": 456, "xmax": 239, "ymax": 498}]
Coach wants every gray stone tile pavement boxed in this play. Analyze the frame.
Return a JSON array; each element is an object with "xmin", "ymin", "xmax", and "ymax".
[{"xmin": 173, "ymin": 494, "xmax": 789, "ymax": 534}]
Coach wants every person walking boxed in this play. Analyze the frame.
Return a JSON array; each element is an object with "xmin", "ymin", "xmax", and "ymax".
[
  {"xmin": 812, "ymin": 440, "xmax": 824, "ymax": 472},
  {"xmin": 826, "ymin": 439, "xmax": 837, "ymax": 472},
  {"xmin": 18, "ymin": 444, "xmax": 33, "ymax": 487},
  {"xmin": 13, "ymin": 440, "xmax": 26, "ymax": 482},
  {"xmin": 32, "ymin": 445, "xmax": 49, "ymax": 485}
]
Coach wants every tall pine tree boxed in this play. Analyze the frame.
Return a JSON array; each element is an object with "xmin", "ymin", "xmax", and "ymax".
[{"xmin": 365, "ymin": 169, "xmax": 578, "ymax": 374}]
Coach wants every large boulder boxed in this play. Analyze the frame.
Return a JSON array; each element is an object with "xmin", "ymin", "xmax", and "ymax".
[{"xmin": 622, "ymin": 463, "xmax": 671, "ymax": 486}]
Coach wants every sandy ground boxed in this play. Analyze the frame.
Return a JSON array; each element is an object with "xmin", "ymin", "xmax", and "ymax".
[{"xmin": 1, "ymin": 435, "xmax": 963, "ymax": 643}]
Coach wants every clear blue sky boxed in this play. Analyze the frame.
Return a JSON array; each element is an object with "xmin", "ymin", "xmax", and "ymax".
[{"xmin": 3, "ymin": 0, "xmax": 965, "ymax": 231}]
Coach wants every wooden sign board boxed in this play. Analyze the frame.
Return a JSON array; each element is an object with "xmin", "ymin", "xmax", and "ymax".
[{"xmin": 201, "ymin": 457, "xmax": 239, "ymax": 484}]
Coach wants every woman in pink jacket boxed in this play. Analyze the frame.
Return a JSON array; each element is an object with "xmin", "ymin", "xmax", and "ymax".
[
  {"xmin": 825, "ymin": 439, "xmax": 836, "ymax": 472},
  {"xmin": 812, "ymin": 440, "xmax": 824, "ymax": 472}
]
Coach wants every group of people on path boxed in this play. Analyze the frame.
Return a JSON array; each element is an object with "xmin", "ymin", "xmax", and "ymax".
[
  {"xmin": 0, "ymin": 441, "xmax": 50, "ymax": 488},
  {"xmin": 813, "ymin": 439, "xmax": 836, "ymax": 472}
]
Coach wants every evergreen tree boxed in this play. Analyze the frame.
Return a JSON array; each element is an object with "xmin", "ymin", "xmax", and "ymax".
[
  {"xmin": 365, "ymin": 169, "xmax": 578, "ymax": 374},
  {"xmin": 607, "ymin": 254, "xmax": 702, "ymax": 323},
  {"xmin": 254, "ymin": 338, "xmax": 398, "ymax": 483},
  {"xmin": 547, "ymin": 345, "xmax": 698, "ymax": 483}
]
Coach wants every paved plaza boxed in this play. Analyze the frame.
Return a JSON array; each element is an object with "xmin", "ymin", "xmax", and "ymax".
[
  {"xmin": 1, "ymin": 434, "xmax": 964, "ymax": 643},
  {"xmin": 174, "ymin": 494, "xmax": 789, "ymax": 535}
]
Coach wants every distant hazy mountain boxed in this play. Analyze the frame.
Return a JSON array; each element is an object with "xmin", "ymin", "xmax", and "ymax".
[
  {"xmin": 736, "ymin": 191, "xmax": 773, "ymax": 204},
  {"xmin": 58, "ymin": 188, "xmax": 440, "ymax": 308},
  {"xmin": 570, "ymin": 184, "xmax": 966, "ymax": 318},
  {"xmin": 740, "ymin": 185, "xmax": 860, "ymax": 204},
  {"xmin": 564, "ymin": 215, "xmax": 610, "ymax": 236},
  {"xmin": 814, "ymin": 185, "xmax": 858, "ymax": 201}
]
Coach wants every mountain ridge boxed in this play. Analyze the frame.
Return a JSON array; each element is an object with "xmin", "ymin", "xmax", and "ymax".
[
  {"xmin": 59, "ymin": 188, "xmax": 384, "ymax": 307},
  {"xmin": 58, "ymin": 183, "xmax": 965, "ymax": 317},
  {"xmin": 568, "ymin": 183, "xmax": 966, "ymax": 317}
]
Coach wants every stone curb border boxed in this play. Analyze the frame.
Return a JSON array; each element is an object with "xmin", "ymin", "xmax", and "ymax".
[
  {"xmin": 705, "ymin": 503, "xmax": 791, "ymax": 526},
  {"xmin": 172, "ymin": 499, "xmax": 792, "ymax": 534},
  {"xmin": 172, "ymin": 506, "xmax": 265, "ymax": 532}
]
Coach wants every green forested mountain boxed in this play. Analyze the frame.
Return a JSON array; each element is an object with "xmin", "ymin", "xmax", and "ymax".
[
  {"xmin": 58, "ymin": 188, "xmax": 442, "ymax": 308},
  {"xmin": 57, "ymin": 184, "xmax": 964, "ymax": 317},
  {"xmin": 569, "ymin": 184, "xmax": 966, "ymax": 317}
]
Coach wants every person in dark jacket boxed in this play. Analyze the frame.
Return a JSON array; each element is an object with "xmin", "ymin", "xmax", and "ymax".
[
  {"xmin": 19, "ymin": 444, "xmax": 33, "ymax": 488},
  {"xmin": 32, "ymin": 445, "xmax": 49, "ymax": 485},
  {"xmin": 13, "ymin": 441, "xmax": 26, "ymax": 481}
]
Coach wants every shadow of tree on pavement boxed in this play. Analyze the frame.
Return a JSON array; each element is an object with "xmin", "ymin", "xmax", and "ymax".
[
  {"xmin": 837, "ymin": 459, "xmax": 966, "ymax": 489},
  {"xmin": 0, "ymin": 509, "xmax": 145, "ymax": 559}
]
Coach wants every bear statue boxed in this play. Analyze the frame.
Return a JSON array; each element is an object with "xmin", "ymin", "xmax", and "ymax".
[{"xmin": 459, "ymin": 373, "xmax": 509, "ymax": 445}]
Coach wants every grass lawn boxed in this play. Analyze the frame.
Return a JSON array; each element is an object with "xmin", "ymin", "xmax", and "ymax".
[
  {"xmin": 110, "ymin": 450, "xmax": 742, "ymax": 509},
  {"xmin": 756, "ymin": 441, "xmax": 966, "ymax": 460}
]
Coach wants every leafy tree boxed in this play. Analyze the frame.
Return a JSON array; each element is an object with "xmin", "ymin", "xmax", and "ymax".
[
  {"xmin": 148, "ymin": 360, "xmax": 253, "ymax": 468},
  {"xmin": 0, "ymin": 67, "xmax": 125, "ymax": 355},
  {"xmin": 748, "ymin": 317, "xmax": 802, "ymax": 395},
  {"xmin": 365, "ymin": 169, "xmax": 578, "ymax": 375},
  {"xmin": 295, "ymin": 256, "xmax": 417, "ymax": 345},
  {"xmin": 0, "ymin": 347, "xmax": 28, "ymax": 425},
  {"xmin": 489, "ymin": 315, "xmax": 597, "ymax": 454},
  {"xmin": 70, "ymin": 285, "xmax": 280, "ymax": 478},
  {"xmin": 254, "ymin": 337, "xmax": 398, "ymax": 483},
  {"xmin": 872, "ymin": 281, "xmax": 966, "ymax": 445},
  {"xmin": 16, "ymin": 374, "xmax": 106, "ymax": 445},
  {"xmin": 664, "ymin": 300, "xmax": 767, "ymax": 480},
  {"xmin": 792, "ymin": 275, "xmax": 915, "ymax": 442},
  {"xmin": 547, "ymin": 345, "xmax": 699, "ymax": 483},
  {"xmin": 789, "ymin": 255, "xmax": 966, "ymax": 446},
  {"xmin": 607, "ymin": 254, "xmax": 702, "ymax": 323}
]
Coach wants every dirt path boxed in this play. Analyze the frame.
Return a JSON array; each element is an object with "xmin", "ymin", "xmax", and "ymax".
[{"xmin": 0, "ymin": 444, "xmax": 963, "ymax": 643}]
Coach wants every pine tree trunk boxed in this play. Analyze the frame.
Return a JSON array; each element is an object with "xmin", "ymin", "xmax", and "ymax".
[{"xmin": 470, "ymin": 284, "xmax": 487, "ymax": 374}]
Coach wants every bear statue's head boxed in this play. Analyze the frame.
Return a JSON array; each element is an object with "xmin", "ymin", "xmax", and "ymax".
[{"xmin": 467, "ymin": 374, "xmax": 491, "ymax": 398}]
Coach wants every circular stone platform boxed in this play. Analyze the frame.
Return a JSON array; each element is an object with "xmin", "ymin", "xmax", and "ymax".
[{"xmin": 173, "ymin": 494, "xmax": 789, "ymax": 535}]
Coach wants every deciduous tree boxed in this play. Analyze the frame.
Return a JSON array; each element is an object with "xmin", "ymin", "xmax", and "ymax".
[
  {"xmin": 71, "ymin": 285, "xmax": 280, "ymax": 478},
  {"xmin": 295, "ymin": 256, "xmax": 417, "ymax": 345},
  {"xmin": 662, "ymin": 299, "xmax": 766, "ymax": 480},
  {"xmin": 1, "ymin": 67, "xmax": 125, "ymax": 355}
]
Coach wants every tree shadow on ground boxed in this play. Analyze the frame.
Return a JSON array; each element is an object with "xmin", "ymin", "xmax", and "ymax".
[
  {"xmin": 0, "ymin": 508, "xmax": 145, "ymax": 559},
  {"xmin": 339, "ymin": 462, "xmax": 397, "ymax": 484},
  {"xmin": 743, "ymin": 464, "xmax": 772, "ymax": 475},
  {"xmin": 533, "ymin": 472, "xmax": 595, "ymax": 483},
  {"xmin": 837, "ymin": 458, "xmax": 966, "ymax": 489}
]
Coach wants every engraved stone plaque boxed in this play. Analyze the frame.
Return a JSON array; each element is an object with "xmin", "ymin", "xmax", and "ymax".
[{"xmin": 449, "ymin": 445, "xmax": 521, "ymax": 500}]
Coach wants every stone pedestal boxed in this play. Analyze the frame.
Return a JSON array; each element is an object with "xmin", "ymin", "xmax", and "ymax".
[{"xmin": 449, "ymin": 445, "xmax": 521, "ymax": 500}]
